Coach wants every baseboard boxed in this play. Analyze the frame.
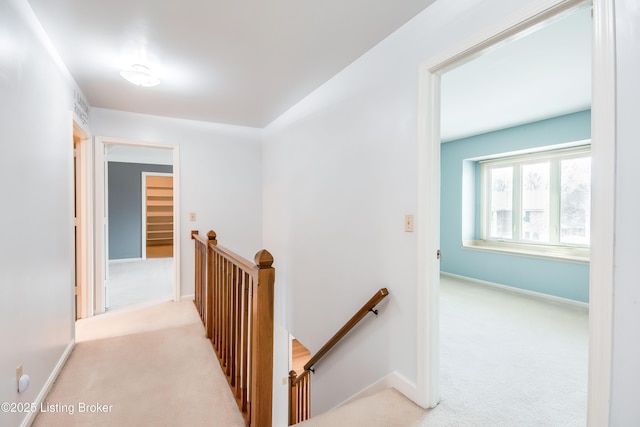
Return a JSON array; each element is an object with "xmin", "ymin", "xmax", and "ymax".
[
  {"xmin": 441, "ymin": 271, "xmax": 589, "ymax": 310},
  {"xmin": 338, "ymin": 371, "xmax": 418, "ymax": 408},
  {"xmin": 108, "ymin": 257, "xmax": 143, "ymax": 263},
  {"xmin": 180, "ymin": 294, "xmax": 195, "ymax": 302},
  {"xmin": 21, "ymin": 339, "xmax": 75, "ymax": 427}
]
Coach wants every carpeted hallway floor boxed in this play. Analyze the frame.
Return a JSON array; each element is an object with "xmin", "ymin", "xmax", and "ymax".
[
  {"xmin": 33, "ymin": 275, "xmax": 587, "ymax": 426},
  {"xmin": 33, "ymin": 301, "xmax": 245, "ymax": 427},
  {"xmin": 106, "ymin": 258, "xmax": 174, "ymax": 311}
]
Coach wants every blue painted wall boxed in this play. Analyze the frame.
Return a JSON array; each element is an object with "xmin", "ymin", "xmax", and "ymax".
[{"xmin": 440, "ymin": 110, "xmax": 591, "ymax": 302}]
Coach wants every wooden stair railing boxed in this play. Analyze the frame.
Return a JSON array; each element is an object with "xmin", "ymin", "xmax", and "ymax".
[
  {"xmin": 192, "ymin": 230, "xmax": 214, "ymax": 329},
  {"xmin": 289, "ymin": 369, "xmax": 310, "ymax": 425},
  {"xmin": 192, "ymin": 229, "xmax": 275, "ymax": 427},
  {"xmin": 288, "ymin": 288, "xmax": 389, "ymax": 425}
]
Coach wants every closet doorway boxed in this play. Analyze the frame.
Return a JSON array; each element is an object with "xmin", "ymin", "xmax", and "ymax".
[{"xmin": 143, "ymin": 173, "xmax": 174, "ymax": 259}]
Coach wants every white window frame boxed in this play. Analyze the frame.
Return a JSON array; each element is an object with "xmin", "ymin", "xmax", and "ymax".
[{"xmin": 465, "ymin": 143, "xmax": 591, "ymax": 263}]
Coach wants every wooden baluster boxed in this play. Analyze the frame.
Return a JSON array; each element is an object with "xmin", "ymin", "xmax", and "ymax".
[
  {"xmin": 221, "ymin": 258, "xmax": 226, "ymax": 364},
  {"xmin": 234, "ymin": 270, "xmax": 242, "ymax": 398},
  {"xmin": 226, "ymin": 261, "xmax": 233, "ymax": 378},
  {"xmin": 296, "ymin": 376, "xmax": 304, "ymax": 423},
  {"xmin": 201, "ymin": 243, "xmax": 206, "ymax": 319},
  {"xmin": 199, "ymin": 234, "xmax": 204, "ymax": 327},
  {"xmin": 201, "ymin": 243, "xmax": 205, "ymax": 322},
  {"xmin": 297, "ymin": 381, "xmax": 301, "ymax": 423},
  {"xmin": 217, "ymin": 254, "xmax": 224, "ymax": 357},
  {"xmin": 297, "ymin": 376, "xmax": 302, "ymax": 423},
  {"xmin": 206, "ymin": 231, "xmax": 217, "ymax": 339},
  {"xmin": 236, "ymin": 270, "xmax": 241, "ymax": 394},
  {"xmin": 215, "ymin": 252, "xmax": 222, "ymax": 355},
  {"xmin": 250, "ymin": 249, "xmax": 275, "ymax": 427},
  {"xmin": 305, "ymin": 374, "xmax": 310, "ymax": 421},
  {"xmin": 198, "ymin": 243, "xmax": 201, "ymax": 318},
  {"xmin": 228, "ymin": 259, "xmax": 233, "ymax": 375},
  {"xmin": 233, "ymin": 267, "xmax": 239, "ymax": 382},
  {"xmin": 212, "ymin": 251, "xmax": 218, "ymax": 351},
  {"xmin": 224, "ymin": 258, "xmax": 230, "ymax": 374},
  {"xmin": 194, "ymin": 237, "xmax": 200, "ymax": 316},
  {"xmin": 197, "ymin": 243, "xmax": 201, "ymax": 319},
  {"xmin": 242, "ymin": 272, "xmax": 250, "ymax": 413},
  {"xmin": 299, "ymin": 378, "xmax": 303, "ymax": 424},
  {"xmin": 229, "ymin": 265, "xmax": 237, "ymax": 380}
]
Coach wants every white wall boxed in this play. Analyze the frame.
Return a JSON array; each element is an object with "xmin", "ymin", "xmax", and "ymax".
[
  {"xmin": 107, "ymin": 144, "xmax": 173, "ymax": 165},
  {"xmin": 4, "ymin": 0, "xmax": 638, "ymax": 423},
  {"xmin": 0, "ymin": 1, "xmax": 76, "ymax": 425},
  {"xmin": 262, "ymin": 0, "xmax": 546, "ymax": 414},
  {"xmin": 90, "ymin": 108, "xmax": 263, "ymax": 299},
  {"xmin": 610, "ymin": 0, "xmax": 640, "ymax": 424}
]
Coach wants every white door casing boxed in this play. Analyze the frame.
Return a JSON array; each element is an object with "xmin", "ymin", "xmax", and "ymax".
[
  {"xmin": 416, "ymin": 2, "xmax": 615, "ymax": 426},
  {"xmin": 94, "ymin": 136, "xmax": 181, "ymax": 314}
]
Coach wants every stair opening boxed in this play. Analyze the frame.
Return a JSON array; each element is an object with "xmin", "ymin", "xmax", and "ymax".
[{"xmin": 291, "ymin": 338, "xmax": 310, "ymax": 376}]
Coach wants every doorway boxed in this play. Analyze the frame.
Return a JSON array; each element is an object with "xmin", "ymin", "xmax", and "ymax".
[
  {"xmin": 94, "ymin": 137, "xmax": 181, "ymax": 314},
  {"xmin": 142, "ymin": 173, "xmax": 174, "ymax": 259},
  {"xmin": 416, "ymin": 0, "xmax": 616, "ymax": 424},
  {"xmin": 437, "ymin": 6, "xmax": 591, "ymax": 421}
]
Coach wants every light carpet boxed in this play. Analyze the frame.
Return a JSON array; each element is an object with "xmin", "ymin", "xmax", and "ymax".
[
  {"xmin": 107, "ymin": 258, "xmax": 174, "ymax": 311},
  {"xmin": 299, "ymin": 388, "xmax": 427, "ymax": 427},
  {"xmin": 426, "ymin": 275, "xmax": 588, "ymax": 426},
  {"xmin": 33, "ymin": 301, "xmax": 245, "ymax": 427}
]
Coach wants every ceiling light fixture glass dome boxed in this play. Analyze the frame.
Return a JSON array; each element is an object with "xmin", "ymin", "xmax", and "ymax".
[{"xmin": 120, "ymin": 64, "xmax": 161, "ymax": 87}]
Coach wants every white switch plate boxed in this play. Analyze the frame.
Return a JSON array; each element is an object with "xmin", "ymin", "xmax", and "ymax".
[
  {"xmin": 189, "ymin": 212, "xmax": 196, "ymax": 222},
  {"xmin": 405, "ymin": 214, "xmax": 414, "ymax": 232}
]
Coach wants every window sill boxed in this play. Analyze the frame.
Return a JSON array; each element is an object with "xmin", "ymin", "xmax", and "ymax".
[{"xmin": 462, "ymin": 240, "xmax": 589, "ymax": 264}]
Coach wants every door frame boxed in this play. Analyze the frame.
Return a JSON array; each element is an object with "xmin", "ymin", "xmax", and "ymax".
[
  {"xmin": 94, "ymin": 136, "xmax": 181, "ymax": 314},
  {"xmin": 416, "ymin": 0, "xmax": 615, "ymax": 424},
  {"xmin": 73, "ymin": 120, "xmax": 93, "ymax": 319},
  {"xmin": 141, "ymin": 172, "xmax": 174, "ymax": 260}
]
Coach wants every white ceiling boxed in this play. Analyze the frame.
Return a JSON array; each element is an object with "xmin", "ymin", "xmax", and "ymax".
[
  {"xmin": 441, "ymin": 7, "xmax": 592, "ymax": 142},
  {"xmin": 26, "ymin": 0, "xmax": 437, "ymax": 128},
  {"xmin": 27, "ymin": 1, "xmax": 591, "ymax": 137}
]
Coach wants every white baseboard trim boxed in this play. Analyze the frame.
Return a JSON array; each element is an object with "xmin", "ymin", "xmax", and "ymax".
[
  {"xmin": 108, "ymin": 257, "xmax": 143, "ymax": 263},
  {"xmin": 441, "ymin": 271, "xmax": 589, "ymax": 310},
  {"xmin": 339, "ymin": 371, "xmax": 418, "ymax": 408},
  {"xmin": 21, "ymin": 339, "xmax": 75, "ymax": 427},
  {"xmin": 180, "ymin": 294, "xmax": 195, "ymax": 302}
]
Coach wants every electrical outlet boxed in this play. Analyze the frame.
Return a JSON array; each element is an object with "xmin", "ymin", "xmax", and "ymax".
[
  {"xmin": 16, "ymin": 364, "xmax": 22, "ymax": 391},
  {"xmin": 405, "ymin": 214, "xmax": 414, "ymax": 232}
]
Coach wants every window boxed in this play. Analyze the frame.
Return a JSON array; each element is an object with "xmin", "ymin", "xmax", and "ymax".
[{"xmin": 478, "ymin": 145, "xmax": 591, "ymax": 257}]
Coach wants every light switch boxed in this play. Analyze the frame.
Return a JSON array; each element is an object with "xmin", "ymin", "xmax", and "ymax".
[
  {"xmin": 405, "ymin": 214, "xmax": 414, "ymax": 232},
  {"xmin": 189, "ymin": 212, "xmax": 196, "ymax": 222}
]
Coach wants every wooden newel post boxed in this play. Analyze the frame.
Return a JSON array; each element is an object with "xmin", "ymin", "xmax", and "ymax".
[
  {"xmin": 207, "ymin": 230, "xmax": 217, "ymax": 246},
  {"xmin": 206, "ymin": 230, "xmax": 217, "ymax": 339},
  {"xmin": 251, "ymin": 249, "xmax": 275, "ymax": 427},
  {"xmin": 288, "ymin": 370, "xmax": 297, "ymax": 426}
]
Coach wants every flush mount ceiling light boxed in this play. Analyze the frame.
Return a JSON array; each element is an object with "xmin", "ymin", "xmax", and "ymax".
[{"xmin": 119, "ymin": 64, "xmax": 161, "ymax": 87}]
